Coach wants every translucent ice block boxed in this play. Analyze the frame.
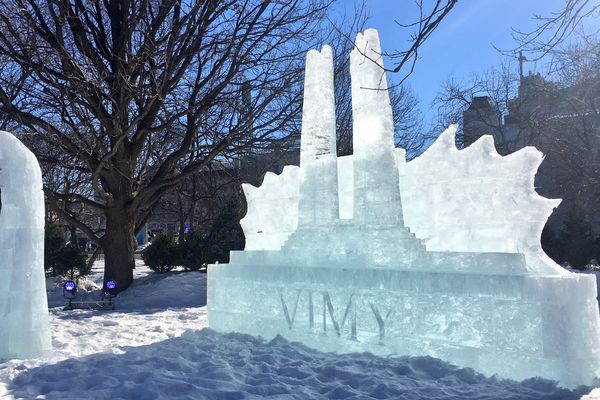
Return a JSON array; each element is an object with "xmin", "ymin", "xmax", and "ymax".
[
  {"xmin": 0, "ymin": 131, "xmax": 52, "ymax": 359},
  {"xmin": 209, "ymin": 29, "xmax": 600, "ymax": 388}
]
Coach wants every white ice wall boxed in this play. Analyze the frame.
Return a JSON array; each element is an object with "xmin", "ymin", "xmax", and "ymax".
[
  {"xmin": 242, "ymin": 131, "xmax": 562, "ymax": 275},
  {"xmin": 399, "ymin": 125, "xmax": 564, "ymax": 274},
  {"xmin": 241, "ymin": 166, "xmax": 299, "ymax": 251}
]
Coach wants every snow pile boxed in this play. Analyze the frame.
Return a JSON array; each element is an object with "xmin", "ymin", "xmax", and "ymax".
[
  {"xmin": 4, "ymin": 330, "xmax": 593, "ymax": 400},
  {"xmin": 582, "ymin": 388, "xmax": 600, "ymax": 399},
  {"xmin": 0, "ymin": 262, "xmax": 597, "ymax": 399}
]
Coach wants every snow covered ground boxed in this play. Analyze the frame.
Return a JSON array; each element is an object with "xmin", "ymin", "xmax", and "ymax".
[{"xmin": 0, "ymin": 260, "xmax": 598, "ymax": 399}]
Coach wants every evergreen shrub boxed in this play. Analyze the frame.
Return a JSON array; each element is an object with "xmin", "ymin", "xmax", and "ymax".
[
  {"xmin": 142, "ymin": 233, "xmax": 178, "ymax": 273},
  {"xmin": 44, "ymin": 223, "xmax": 88, "ymax": 278}
]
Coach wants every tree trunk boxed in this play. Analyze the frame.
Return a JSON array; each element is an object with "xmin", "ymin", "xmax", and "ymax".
[
  {"xmin": 102, "ymin": 204, "xmax": 136, "ymax": 293},
  {"xmin": 177, "ymin": 190, "xmax": 186, "ymax": 240},
  {"xmin": 69, "ymin": 225, "xmax": 77, "ymax": 245}
]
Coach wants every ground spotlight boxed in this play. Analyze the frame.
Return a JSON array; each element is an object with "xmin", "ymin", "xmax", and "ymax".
[
  {"xmin": 63, "ymin": 280, "xmax": 77, "ymax": 299},
  {"xmin": 62, "ymin": 279, "xmax": 116, "ymax": 311},
  {"xmin": 105, "ymin": 280, "xmax": 117, "ymax": 296}
]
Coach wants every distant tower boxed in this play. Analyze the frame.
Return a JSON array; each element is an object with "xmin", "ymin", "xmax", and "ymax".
[
  {"xmin": 462, "ymin": 96, "xmax": 502, "ymax": 148},
  {"xmin": 518, "ymin": 51, "xmax": 527, "ymax": 82}
]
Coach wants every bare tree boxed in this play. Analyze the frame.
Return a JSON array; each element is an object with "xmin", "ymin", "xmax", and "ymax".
[
  {"xmin": 386, "ymin": 0, "xmax": 457, "ymax": 81},
  {"xmin": 391, "ymin": 85, "xmax": 428, "ymax": 159},
  {"xmin": 162, "ymin": 161, "xmax": 243, "ymax": 240},
  {"xmin": 328, "ymin": 1, "xmax": 427, "ymax": 157},
  {"xmin": 432, "ymin": 41, "xmax": 600, "ymax": 233},
  {"xmin": 508, "ymin": 0, "xmax": 600, "ymax": 61},
  {"xmin": 0, "ymin": 0, "xmax": 334, "ymax": 292},
  {"xmin": 432, "ymin": 60, "xmax": 521, "ymax": 150},
  {"xmin": 344, "ymin": 0, "xmax": 457, "ymax": 87}
]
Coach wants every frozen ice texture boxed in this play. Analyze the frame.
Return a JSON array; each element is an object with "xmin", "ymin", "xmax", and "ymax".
[
  {"xmin": 0, "ymin": 131, "xmax": 52, "ymax": 359},
  {"xmin": 350, "ymin": 30, "xmax": 403, "ymax": 225},
  {"xmin": 398, "ymin": 125, "xmax": 565, "ymax": 274},
  {"xmin": 210, "ymin": 29, "xmax": 600, "ymax": 388},
  {"xmin": 241, "ymin": 166, "xmax": 299, "ymax": 250},
  {"xmin": 298, "ymin": 46, "xmax": 339, "ymax": 226}
]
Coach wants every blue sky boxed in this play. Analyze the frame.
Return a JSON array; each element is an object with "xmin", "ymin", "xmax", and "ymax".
[{"xmin": 343, "ymin": 0, "xmax": 588, "ymax": 120}]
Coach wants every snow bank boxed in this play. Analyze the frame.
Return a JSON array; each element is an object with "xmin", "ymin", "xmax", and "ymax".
[{"xmin": 2, "ymin": 329, "xmax": 594, "ymax": 400}]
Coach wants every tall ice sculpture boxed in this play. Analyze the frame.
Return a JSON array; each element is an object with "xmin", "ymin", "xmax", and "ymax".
[
  {"xmin": 208, "ymin": 29, "xmax": 600, "ymax": 388},
  {"xmin": 0, "ymin": 131, "xmax": 52, "ymax": 359}
]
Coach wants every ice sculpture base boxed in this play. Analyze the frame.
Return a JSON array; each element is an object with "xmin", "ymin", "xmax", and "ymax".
[{"xmin": 208, "ymin": 258, "xmax": 600, "ymax": 388}]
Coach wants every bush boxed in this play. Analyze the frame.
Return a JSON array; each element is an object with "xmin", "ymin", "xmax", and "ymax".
[
  {"xmin": 142, "ymin": 234, "xmax": 178, "ymax": 273},
  {"xmin": 175, "ymin": 200, "xmax": 245, "ymax": 270},
  {"xmin": 44, "ymin": 223, "xmax": 88, "ymax": 278},
  {"xmin": 45, "ymin": 223, "xmax": 65, "ymax": 275},
  {"xmin": 203, "ymin": 200, "xmax": 245, "ymax": 264},
  {"xmin": 178, "ymin": 232, "xmax": 206, "ymax": 271},
  {"xmin": 56, "ymin": 244, "xmax": 87, "ymax": 277}
]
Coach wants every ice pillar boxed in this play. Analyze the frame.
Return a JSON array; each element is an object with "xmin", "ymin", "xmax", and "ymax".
[
  {"xmin": 298, "ymin": 45, "xmax": 339, "ymax": 226},
  {"xmin": 350, "ymin": 29, "xmax": 404, "ymax": 225},
  {"xmin": 0, "ymin": 131, "xmax": 52, "ymax": 359}
]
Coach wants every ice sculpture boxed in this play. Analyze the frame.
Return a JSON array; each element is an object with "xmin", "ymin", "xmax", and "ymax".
[
  {"xmin": 0, "ymin": 131, "xmax": 52, "ymax": 359},
  {"xmin": 208, "ymin": 29, "xmax": 600, "ymax": 388},
  {"xmin": 298, "ymin": 46, "xmax": 338, "ymax": 226}
]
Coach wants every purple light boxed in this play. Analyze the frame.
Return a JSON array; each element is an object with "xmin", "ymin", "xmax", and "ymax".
[
  {"xmin": 106, "ymin": 280, "xmax": 117, "ymax": 290},
  {"xmin": 63, "ymin": 281, "xmax": 76, "ymax": 292}
]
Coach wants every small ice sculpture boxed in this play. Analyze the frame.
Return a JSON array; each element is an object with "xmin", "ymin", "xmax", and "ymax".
[
  {"xmin": 208, "ymin": 29, "xmax": 600, "ymax": 388},
  {"xmin": 0, "ymin": 131, "xmax": 52, "ymax": 359}
]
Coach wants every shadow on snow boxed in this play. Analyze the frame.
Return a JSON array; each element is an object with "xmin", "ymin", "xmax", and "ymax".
[
  {"xmin": 7, "ymin": 329, "xmax": 592, "ymax": 400},
  {"xmin": 50, "ymin": 270, "xmax": 207, "ymax": 317}
]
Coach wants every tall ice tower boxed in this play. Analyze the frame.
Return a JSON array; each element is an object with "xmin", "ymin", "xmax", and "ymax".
[
  {"xmin": 350, "ymin": 29, "xmax": 404, "ymax": 225},
  {"xmin": 298, "ymin": 46, "xmax": 339, "ymax": 226}
]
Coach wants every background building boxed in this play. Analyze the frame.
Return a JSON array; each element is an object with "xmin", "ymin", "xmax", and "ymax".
[{"xmin": 463, "ymin": 70, "xmax": 600, "ymax": 237}]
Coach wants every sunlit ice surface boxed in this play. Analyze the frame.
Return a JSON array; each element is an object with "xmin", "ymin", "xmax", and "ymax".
[
  {"xmin": 0, "ymin": 131, "xmax": 52, "ymax": 360},
  {"xmin": 208, "ymin": 29, "xmax": 600, "ymax": 389}
]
